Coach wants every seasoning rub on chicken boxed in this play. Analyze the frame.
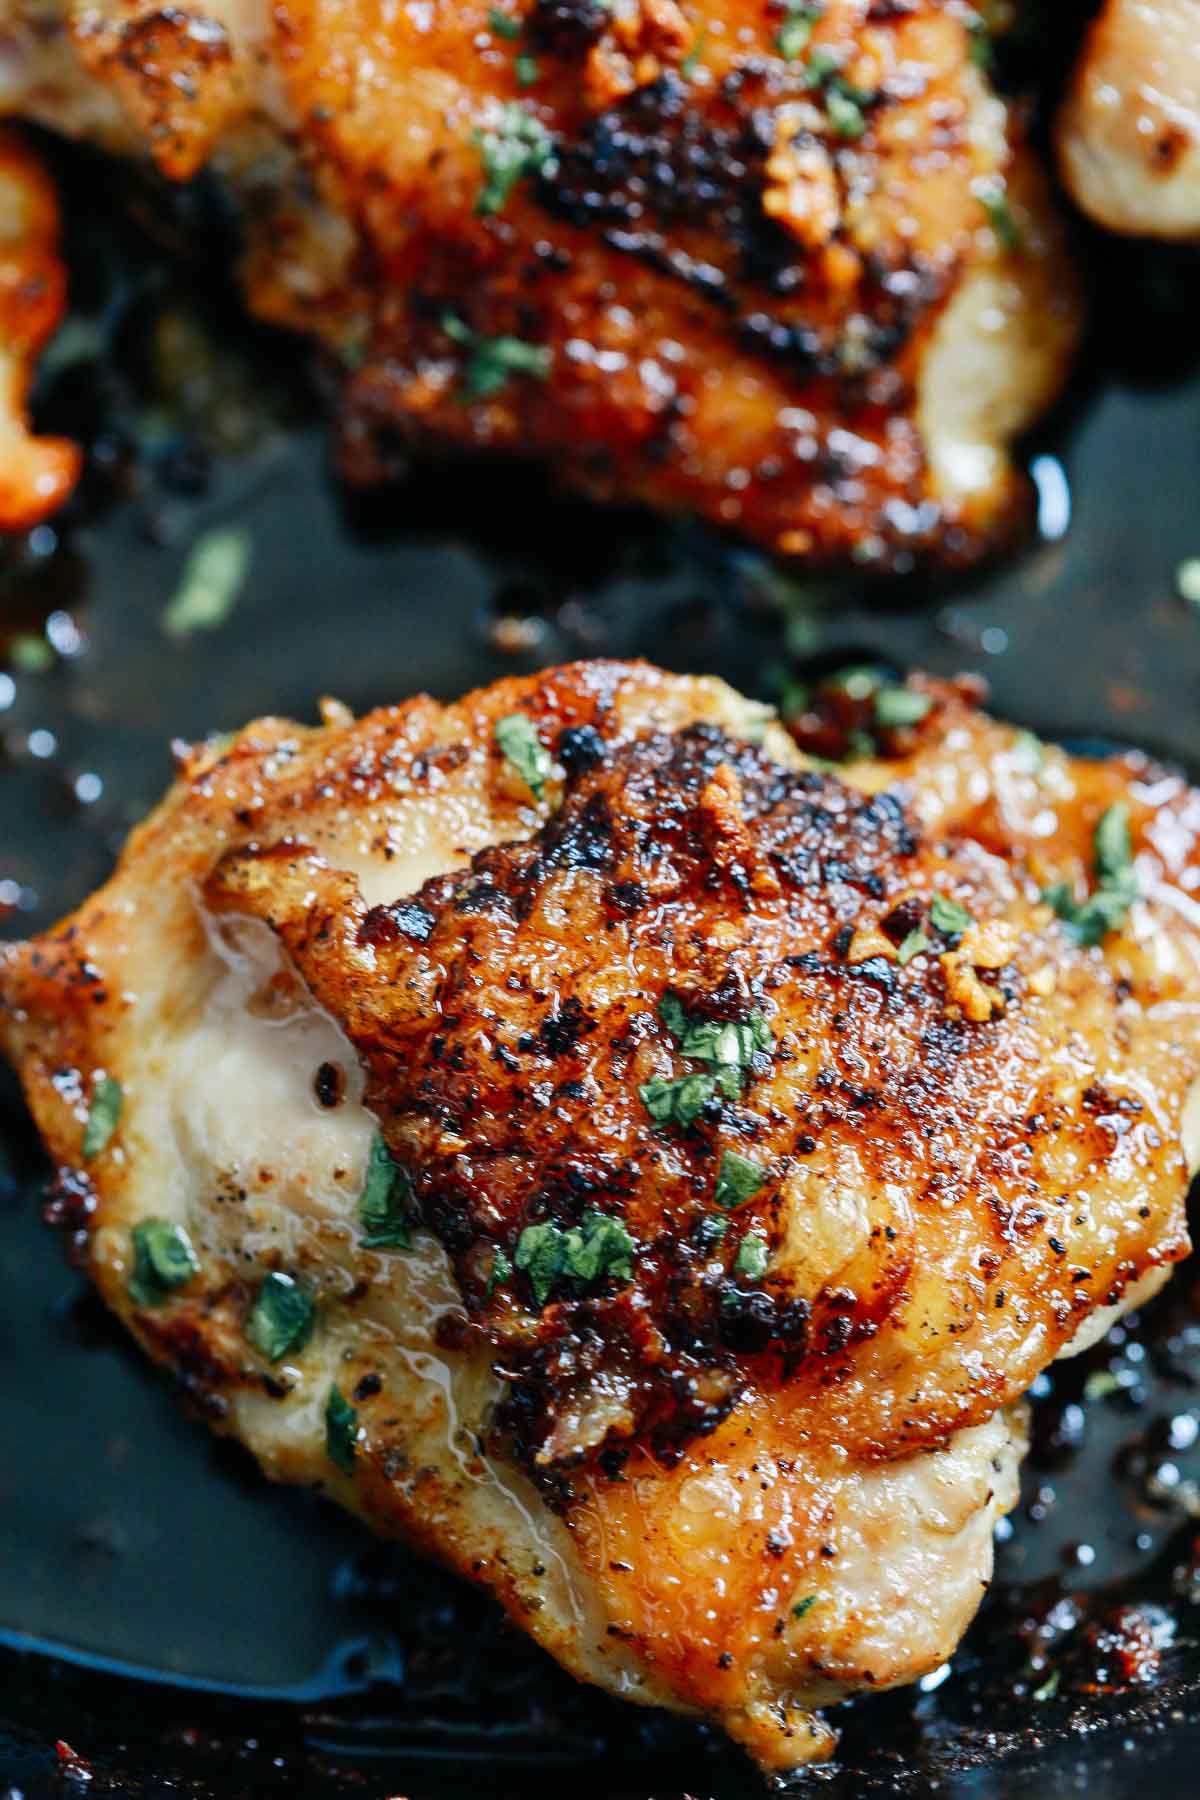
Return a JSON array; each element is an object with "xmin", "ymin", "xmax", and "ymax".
[
  {"xmin": 3, "ymin": 660, "xmax": 1198, "ymax": 1771},
  {"xmin": 0, "ymin": 0, "xmax": 1081, "ymax": 566}
]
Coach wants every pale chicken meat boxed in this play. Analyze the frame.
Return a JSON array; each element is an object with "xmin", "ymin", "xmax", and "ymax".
[
  {"xmin": 0, "ymin": 0, "xmax": 1083, "ymax": 565},
  {"xmin": 1058, "ymin": 0, "xmax": 1200, "ymax": 239},
  {"xmin": 2, "ymin": 660, "xmax": 1199, "ymax": 1771}
]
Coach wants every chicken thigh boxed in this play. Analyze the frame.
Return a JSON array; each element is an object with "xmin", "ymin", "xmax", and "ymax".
[
  {"xmin": 1058, "ymin": 0, "xmax": 1200, "ymax": 239},
  {"xmin": 0, "ymin": 0, "xmax": 1082, "ymax": 565},
  {"xmin": 2, "ymin": 660, "xmax": 1198, "ymax": 1770}
]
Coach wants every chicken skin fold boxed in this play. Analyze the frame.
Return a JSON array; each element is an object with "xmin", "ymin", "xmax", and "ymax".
[
  {"xmin": 0, "ymin": 0, "xmax": 1082, "ymax": 565},
  {"xmin": 2, "ymin": 660, "xmax": 1198, "ymax": 1770}
]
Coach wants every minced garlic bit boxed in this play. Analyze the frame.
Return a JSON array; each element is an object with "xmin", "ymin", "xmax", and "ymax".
[
  {"xmin": 845, "ymin": 923, "xmax": 897, "ymax": 965},
  {"xmin": 763, "ymin": 124, "xmax": 840, "ymax": 250},
  {"xmin": 940, "ymin": 919, "xmax": 1018, "ymax": 1023}
]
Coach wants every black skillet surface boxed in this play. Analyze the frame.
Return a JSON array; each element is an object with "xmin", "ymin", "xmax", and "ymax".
[{"xmin": 2, "ymin": 125, "xmax": 1200, "ymax": 1800}]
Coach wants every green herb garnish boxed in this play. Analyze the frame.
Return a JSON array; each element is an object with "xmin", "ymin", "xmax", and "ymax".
[
  {"xmin": 735, "ymin": 1231, "xmax": 770, "ymax": 1280},
  {"xmin": 825, "ymin": 664, "xmax": 882, "ymax": 700},
  {"xmin": 694, "ymin": 1213, "xmax": 730, "ymax": 1249},
  {"xmin": 474, "ymin": 101, "xmax": 556, "ymax": 215},
  {"xmin": 515, "ymin": 1211, "xmax": 636, "ymax": 1306},
  {"xmin": 930, "ymin": 895, "xmax": 973, "ymax": 938},
  {"xmin": 494, "ymin": 711, "xmax": 552, "ymax": 799},
  {"xmin": 515, "ymin": 52, "xmax": 539, "ymax": 83},
  {"xmin": 163, "ymin": 527, "xmax": 251, "ymax": 640},
  {"xmin": 792, "ymin": 1594, "xmax": 819, "ymax": 1621},
  {"xmin": 874, "ymin": 686, "xmax": 932, "ymax": 729},
  {"xmin": 1031, "ymin": 1668, "xmax": 1061, "ymax": 1702},
  {"xmin": 975, "ymin": 179, "xmax": 1021, "ymax": 251},
  {"xmin": 896, "ymin": 929, "xmax": 930, "ymax": 966},
  {"xmin": 714, "ymin": 1149, "xmax": 767, "ymax": 1210},
  {"xmin": 1044, "ymin": 803, "xmax": 1138, "ymax": 947},
  {"xmin": 128, "ymin": 1218, "xmax": 199, "ymax": 1308},
  {"xmin": 486, "ymin": 1247, "xmax": 513, "ymax": 1298},
  {"xmin": 246, "ymin": 1272, "xmax": 315, "ymax": 1362},
  {"xmin": 644, "ymin": 997, "xmax": 773, "ymax": 1125},
  {"xmin": 658, "ymin": 994, "xmax": 773, "ymax": 1075},
  {"xmin": 82, "ymin": 1074, "xmax": 123, "ymax": 1159},
  {"xmin": 640, "ymin": 1071, "xmax": 725, "ymax": 1125},
  {"xmin": 681, "ymin": 27, "xmax": 707, "ymax": 76},
  {"xmin": 443, "ymin": 315, "xmax": 552, "ymax": 402},
  {"xmin": 488, "ymin": 6, "xmax": 521, "ymax": 34},
  {"xmin": 825, "ymin": 85, "xmax": 867, "ymax": 139},
  {"xmin": 359, "ymin": 1132, "xmax": 414, "ymax": 1248},
  {"xmin": 775, "ymin": 1, "xmax": 819, "ymax": 59},
  {"xmin": 1013, "ymin": 728, "xmax": 1044, "ymax": 771},
  {"xmin": 325, "ymin": 1384, "xmax": 358, "ymax": 1475}
]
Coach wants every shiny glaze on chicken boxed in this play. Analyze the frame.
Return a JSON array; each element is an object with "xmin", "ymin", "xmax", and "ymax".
[
  {"xmin": 0, "ymin": 0, "xmax": 1082, "ymax": 565},
  {"xmin": 1058, "ymin": 0, "xmax": 1200, "ymax": 239},
  {"xmin": 0, "ymin": 126, "xmax": 79, "ymax": 529},
  {"xmin": 2, "ymin": 661, "xmax": 1197, "ymax": 1770}
]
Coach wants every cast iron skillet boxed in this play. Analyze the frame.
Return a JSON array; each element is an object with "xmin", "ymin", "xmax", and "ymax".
[{"xmin": 1, "ymin": 107, "xmax": 1200, "ymax": 1798}]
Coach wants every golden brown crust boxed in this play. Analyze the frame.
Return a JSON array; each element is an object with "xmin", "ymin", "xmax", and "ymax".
[
  {"xmin": 2, "ymin": 662, "xmax": 1198, "ymax": 1769},
  {"xmin": 199, "ymin": 684, "xmax": 1198, "ymax": 1487},
  {"xmin": 3, "ymin": 0, "xmax": 1082, "ymax": 563},
  {"xmin": 0, "ymin": 126, "xmax": 80, "ymax": 530}
]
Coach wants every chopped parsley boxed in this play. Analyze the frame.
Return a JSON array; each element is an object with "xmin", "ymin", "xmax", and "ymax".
[
  {"xmin": 975, "ymin": 179, "xmax": 1021, "ymax": 251},
  {"xmin": 826, "ymin": 664, "xmax": 883, "ymax": 700},
  {"xmin": 325, "ymin": 1384, "xmax": 358, "ymax": 1476},
  {"xmin": 128, "ymin": 1218, "xmax": 198, "ymax": 1308},
  {"xmin": 474, "ymin": 102, "xmax": 556, "ymax": 215},
  {"xmin": 443, "ymin": 315, "xmax": 552, "ymax": 402},
  {"xmin": 714, "ymin": 1149, "xmax": 767, "ymax": 1211},
  {"xmin": 792, "ymin": 1594, "xmax": 819, "ymax": 1621},
  {"xmin": 486, "ymin": 1247, "xmax": 512, "ymax": 1299},
  {"xmin": 896, "ymin": 928, "xmax": 930, "ymax": 967},
  {"xmin": 359, "ymin": 1132, "xmax": 414, "ymax": 1249},
  {"xmin": 735, "ymin": 1231, "xmax": 770, "ymax": 1280},
  {"xmin": 930, "ymin": 895, "xmax": 973, "ymax": 938},
  {"xmin": 246, "ymin": 1272, "xmax": 315, "ymax": 1362},
  {"xmin": 515, "ymin": 1211, "xmax": 635, "ymax": 1307},
  {"xmin": 82, "ymin": 1074, "xmax": 122, "ymax": 1159},
  {"xmin": 162, "ymin": 527, "xmax": 250, "ymax": 640},
  {"xmin": 775, "ymin": 1, "xmax": 819, "ymax": 59},
  {"xmin": 1044, "ymin": 803, "xmax": 1138, "ymax": 947},
  {"xmin": 1031, "ymin": 1668, "xmax": 1061, "ymax": 1702},
  {"xmin": 643, "ymin": 997, "xmax": 773, "ymax": 1125},
  {"xmin": 680, "ymin": 28, "xmax": 707, "ymax": 77},
  {"xmin": 640, "ymin": 1071, "xmax": 726, "ymax": 1124},
  {"xmin": 494, "ymin": 711, "xmax": 552, "ymax": 798},
  {"xmin": 488, "ymin": 6, "xmax": 521, "ymax": 34},
  {"xmin": 1013, "ymin": 728, "xmax": 1045, "ymax": 771},
  {"xmin": 795, "ymin": 44, "xmax": 874, "ymax": 138},
  {"xmin": 824, "ymin": 85, "xmax": 868, "ymax": 139},
  {"xmin": 515, "ymin": 52, "xmax": 539, "ymax": 84},
  {"xmin": 1177, "ymin": 558, "xmax": 1200, "ymax": 606},
  {"xmin": 694, "ymin": 1212, "xmax": 730, "ymax": 1249},
  {"xmin": 873, "ymin": 686, "xmax": 932, "ymax": 729}
]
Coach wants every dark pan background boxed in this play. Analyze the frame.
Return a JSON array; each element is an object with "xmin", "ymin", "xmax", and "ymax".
[{"xmin": 1, "ymin": 124, "xmax": 1200, "ymax": 1799}]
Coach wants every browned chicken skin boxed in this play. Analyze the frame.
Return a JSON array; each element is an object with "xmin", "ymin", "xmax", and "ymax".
[
  {"xmin": 0, "ymin": 126, "xmax": 79, "ymax": 529},
  {"xmin": 0, "ymin": 0, "xmax": 1082, "ymax": 564},
  {"xmin": 1, "ymin": 661, "xmax": 1198, "ymax": 1770}
]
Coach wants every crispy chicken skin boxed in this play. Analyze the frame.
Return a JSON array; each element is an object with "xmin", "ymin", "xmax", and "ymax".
[
  {"xmin": 1058, "ymin": 0, "xmax": 1200, "ymax": 240},
  {"xmin": 3, "ymin": 661, "xmax": 1199, "ymax": 1769},
  {"xmin": 0, "ymin": 0, "xmax": 1081, "ymax": 565},
  {"xmin": 0, "ymin": 126, "xmax": 79, "ymax": 529}
]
